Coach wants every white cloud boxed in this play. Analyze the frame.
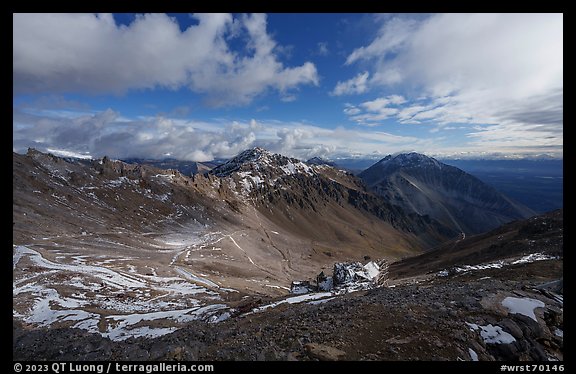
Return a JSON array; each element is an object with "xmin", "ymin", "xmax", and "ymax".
[
  {"xmin": 345, "ymin": 95, "xmax": 407, "ymax": 125},
  {"xmin": 346, "ymin": 17, "xmax": 417, "ymax": 66},
  {"xmin": 13, "ymin": 107, "xmax": 431, "ymax": 161},
  {"xmin": 341, "ymin": 13, "xmax": 563, "ymax": 156},
  {"xmin": 343, "ymin": 104, "xmax": 361, "ymax": 116},
  {"xmin": 345, "ymin": 13, "xmax": 562, "ymax": 102},
  {"xmin": 467, "ymin": 121, "xmax": 563, "ymax": 154},
  {"xmin": 317, "ymin": 42, "xmax": 329, "ymax": 56},
  {"xmin": 360, "ymin": 95, "xmax": 406, "ymax": 111},
  {"xmin": 13, "ymin": 13, "xmax": 318, "ymax": 107},
  {"xmin": 331, "ymin": 72, "xmax": 369, "ymax": 96},
  {"xmin": 280, "ymin": 94, "xmax": 297, "ymax": 102}
]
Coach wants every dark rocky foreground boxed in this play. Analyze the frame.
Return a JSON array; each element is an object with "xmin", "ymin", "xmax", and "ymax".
[{"xmin": 13, "ymin": 259, "xmax": 563, "ymax": 361}]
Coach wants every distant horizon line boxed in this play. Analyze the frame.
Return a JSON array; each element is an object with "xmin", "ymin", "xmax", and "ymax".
[{"xmin": 16, "ymin": 147, "xmax": 564, "ymax": 164}]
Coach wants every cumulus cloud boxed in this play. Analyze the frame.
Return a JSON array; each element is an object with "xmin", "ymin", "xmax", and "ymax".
[
  {"xmin": 13, "ymin": 107, "xmax": 431, "ymax": 161},
  {"xmin": 340, "ymin": 13, "xmax": 563, "ymax": 156},
  {"xmin": 13, "ymin": 13, "xmax": 318, "ymax": 107},
  {"xmin": 331, "ymin": 72, "xmax": 369, "ymax": 96}
]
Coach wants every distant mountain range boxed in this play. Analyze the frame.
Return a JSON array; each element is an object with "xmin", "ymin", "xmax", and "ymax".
[
  {"xmin": 122, "ymin": 157, "xmax": 225, "ymax": 176},
  {"xmin": 306, "ymin": 157, "xmax": 336, "ymax": 167},
  {"xmin": 16, "ymin": 148, "xmax": 539, "ymax": 244},
  {"xmin": 119, "ymin": 153, "xmax": 562, "ymax": 214}
]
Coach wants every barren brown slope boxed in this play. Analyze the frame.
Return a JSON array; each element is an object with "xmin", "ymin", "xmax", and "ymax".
[
  {"xmin": 13, "ymin": 148, "xmax": 454, "ymax": 302},
  {"xmin": 389, "ymin": 209, "xmax": 563, "ymax": 280}
]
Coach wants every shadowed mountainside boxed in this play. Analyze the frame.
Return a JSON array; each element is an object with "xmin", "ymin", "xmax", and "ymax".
[{"xmin": 360, "ymin": 153, "xmax": 536, "ymax": 235}]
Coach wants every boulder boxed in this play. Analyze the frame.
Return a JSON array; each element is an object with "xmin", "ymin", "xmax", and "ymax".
[
  {"xmin": 290, "ymin": 281, "xmax": 315, "ymax": 294},
  {"xmin": 305, "ymin": 343, "xmax": 346, "ymax": 361},
  {"xmin": 333, "ymin": 261, "xmax": 382, "ymax": 286},
  {"xmin": 498, "ymin": 318, "xmax": 524, "ymax": 340},
  {"xmin": 316, "ymin": 271, "xmax": 333, "ymax": 291},
  {"xmin": 333, "ymin": 262, "xmax": 366, "ymax": 286}
]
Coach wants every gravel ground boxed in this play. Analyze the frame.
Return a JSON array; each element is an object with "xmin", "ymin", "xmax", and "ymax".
[{"xmin": 13, "ymin": 260, "xmax": 563, "ymax": 361}]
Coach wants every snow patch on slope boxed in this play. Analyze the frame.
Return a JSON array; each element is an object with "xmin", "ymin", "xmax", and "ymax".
[
  {"xmin": 252, "ymin": 292, "xmax": 333, "ymax": 313},
  {"xmin": 13, "ymin": 245, "xmax": 230, "ymax": 341},
  {"xmin": 437, "ymin": 252, "xmax": 559, "ymax": 277},
  {"xmin": 479, "ymin": 324, "xmax": 516, "ymax": 344},
  {"xmin": 501, "ymin": 297, "xmax": 545, "ymax": 321}
]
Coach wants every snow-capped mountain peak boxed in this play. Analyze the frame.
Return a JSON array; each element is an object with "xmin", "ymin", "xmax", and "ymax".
[
  {"xmin": 360, "ymin": 152, "xmax": 535, "ymax": 235},
  {"xmin": 211, "ymin": 147, "xmax": 313, "ymax": 178},
  {"xmin": 377, "ymin": 152, "xmax": 442, "ymax": 170},
  {"xmin": 234, "ymin": 147, "xmax": 273, "ymax": 163},
  {"xmin": 209, "ymin": 147, "xmax": 316, "ymax": 195}
]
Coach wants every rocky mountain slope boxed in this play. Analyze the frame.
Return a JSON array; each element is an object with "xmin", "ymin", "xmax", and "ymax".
[
  {"xmin": 14, "ymin": 210, "xmax": 563, "ymax": 361},
  {"xmin": 359, "ymin": 153, "xmax": 536, "ymax": 235},
  {"xmin": 13, "ymin": 148, "xmax": 454, "ymax": 344},
  {"xmin": 209, "ymin": 148, "xmax": 455, "ymax": 252},
  {"xmin": 389, "ymin": 209, "xmax": 563, "ymax": 280},
  {"xmin": 13, "ymin": 148, "xmax": 561, "ymax": 361}
]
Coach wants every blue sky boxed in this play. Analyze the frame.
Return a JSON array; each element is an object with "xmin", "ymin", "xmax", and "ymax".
[{"xmin": 13, "ymin": 13, "xmax": 563, "ymax": 161}]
